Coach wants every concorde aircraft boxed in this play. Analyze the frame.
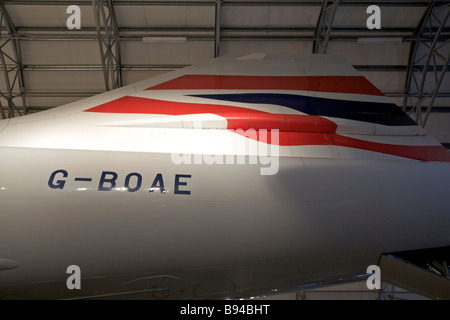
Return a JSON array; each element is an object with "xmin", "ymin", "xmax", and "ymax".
[{"xmin": 0, "ymin": 53, "xmax": 449, "ymax": 300}]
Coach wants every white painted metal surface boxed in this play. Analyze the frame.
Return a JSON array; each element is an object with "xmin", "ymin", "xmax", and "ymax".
[{"xmin": 0, "ymin": 54, "xmax": 449, "ymax": 299}]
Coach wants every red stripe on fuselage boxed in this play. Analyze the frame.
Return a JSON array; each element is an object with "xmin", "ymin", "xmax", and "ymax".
[
  {"xmin": 85, "ymin": 96, "xmax": 450, "ymax": 162},
  {"xmin": 145, "ymin": 75, "xmax": 385, "ymax": 96},
  {"xmin": 332, "ymin": 134, "xmax": 450, "ymax": 162},
  {"xmin": 237, "ymin": 131, "xmax": 450, "ymax": 162},
  {"xmin": 85, "ymin": 96, "xmax": 337, "ymax": 133}
]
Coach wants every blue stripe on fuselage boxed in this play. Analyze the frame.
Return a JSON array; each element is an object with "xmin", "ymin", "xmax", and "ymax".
[{"xmin": 189, "ymin": 93, "xmax": 416, "ymax": 126}]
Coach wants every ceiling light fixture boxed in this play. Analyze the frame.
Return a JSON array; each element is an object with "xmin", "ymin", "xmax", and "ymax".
[
  {"xmin": 357, "ymin": 37, "xmax": 403, "ymax": 43},
  {"xmin": 142, "ymin": 37, "xmax": 187, "ymax": 43}
]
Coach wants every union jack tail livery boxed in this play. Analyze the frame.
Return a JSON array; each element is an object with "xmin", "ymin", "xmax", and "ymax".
[{"xmin": 0, "ymin": 53, "xmax": 449, "ymax": 300}]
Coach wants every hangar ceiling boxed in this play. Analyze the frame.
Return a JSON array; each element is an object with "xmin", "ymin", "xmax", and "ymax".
[{"xmin": 0, "ymin": 0, "xmax": 449, "ymax": 142}]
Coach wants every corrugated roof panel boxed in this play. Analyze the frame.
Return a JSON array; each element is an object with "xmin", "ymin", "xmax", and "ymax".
[
  {"xmin": 222, "ymin": 6, "xmax": 320, "ymax": 29},
  {"xmin": 333, "ymin": 6, "xmax": 426, "ymax": 29},
  {"xmin": 115, "ymin": 5, "xmax": 215, "ymax": 28},
  {"xmin": 121, "ymin": 40, "xmax": 214, "ymax": 65},
  {"xmin": 328, "ymin": 42, "xmax": 411, "ymax": 66},
  {"xmin": 6, "ymin": 4, "xmax": 96, "ymax": 28},
  {"xmin": 220, "ymin": 40, "xmax": 313, "ymax": 56},
  {"xmin": 24, "ymin": 70, "xmax": 104, "ymax": 92},
  {"xmin": 361, "ymin": 70, "xmax": 406, "ymax": 93},
  {"xmin": 20, "ymin": 41, "xmax": 100, "ymax": 65}
]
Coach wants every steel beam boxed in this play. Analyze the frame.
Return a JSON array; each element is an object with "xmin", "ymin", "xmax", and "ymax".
[
  {"xmin": 313, "ymin": 0, "xmax": 339, "ymax": 54},
  {"xmin": 377, "ymin": 282, "xmax": 396, "ymax": 300},
  {"xmin": 403, "ymin": 1, "xmax": 450, "ymax": 127},
  {"xmin": 4, "ymin": 0, "xmax": 216, "ymax": 6},
  {"xmin": 5, "ymin": 0, "xmax": 443, "ymax": 6},
  {"xmin": 0, "ymin": 0, "xmax": 26, "ymax": 118},
  {"xmin": 214, "ymin": 0, "xmax": 221, "ymax": 57},
  {"xmin": 92, "ymin": 0, "xmax": 122, "ymax": 92}
]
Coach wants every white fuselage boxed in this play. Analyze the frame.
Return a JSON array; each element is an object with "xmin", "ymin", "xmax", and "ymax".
[
  {"xmin": 1, "ymin": 53, "xmax": 450, "ymax": 299},
  {"xmin": 1, "ymin": 142, "xmax": 450, "ymax": 299}
]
